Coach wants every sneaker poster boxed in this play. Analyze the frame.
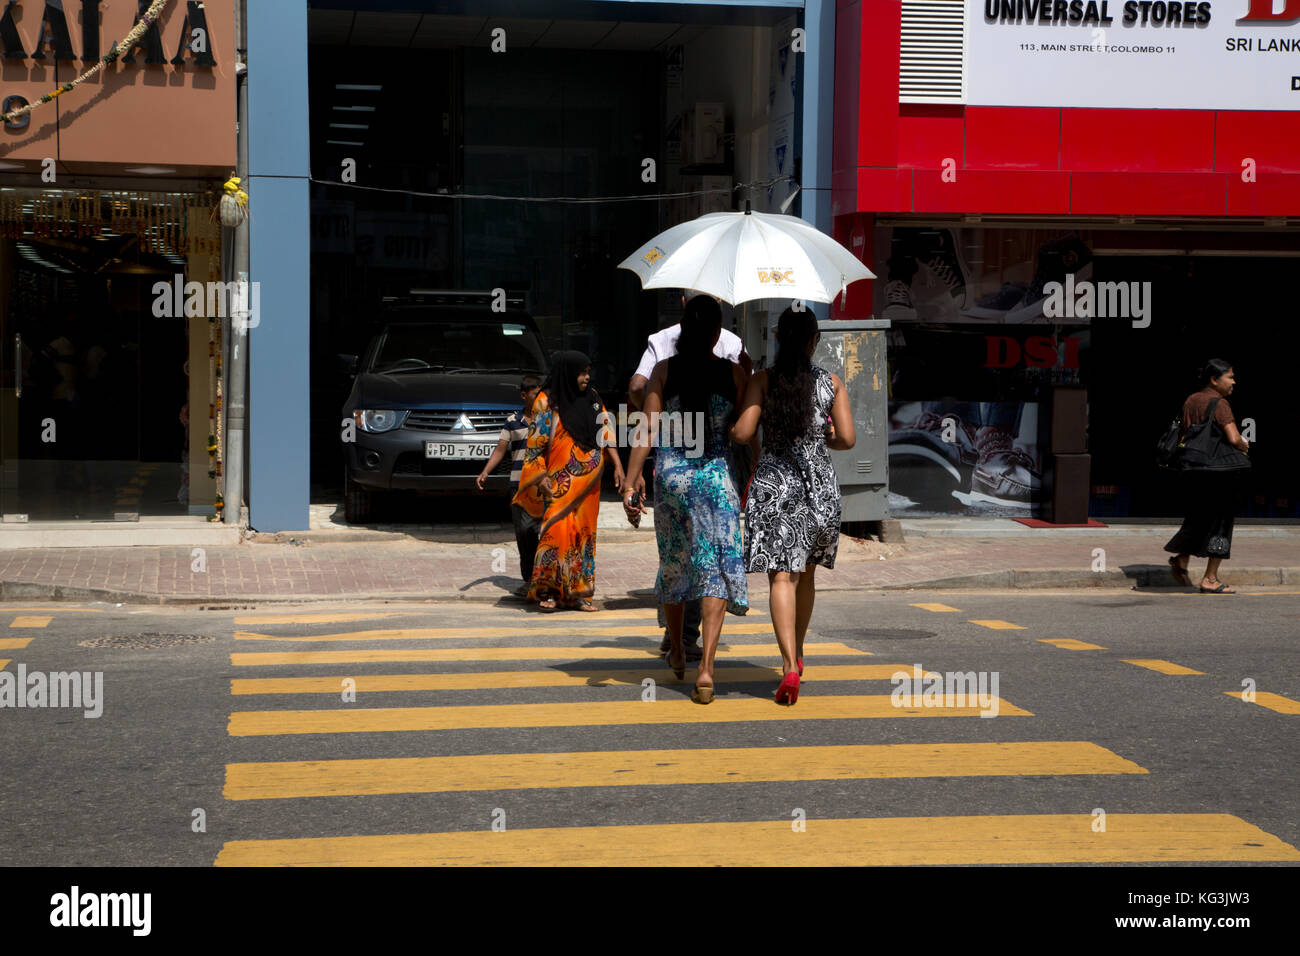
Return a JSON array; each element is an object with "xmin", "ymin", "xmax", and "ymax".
[
  {"xmin": 876, "ymin": 226, "xmax": 1100, "ymax": 327},
  {"xmin": 887, "ymin": 400, "xmax": 1045, "ymax": 517}
]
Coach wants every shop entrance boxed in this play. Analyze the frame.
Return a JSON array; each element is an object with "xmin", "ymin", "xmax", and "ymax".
[
  {"xmin": 305, "ymin": 5, "xmax": 800, "ymax": 515},
  {"xmin": 0, "ymin": 189, "xmax": 216, "ymax": 520}
]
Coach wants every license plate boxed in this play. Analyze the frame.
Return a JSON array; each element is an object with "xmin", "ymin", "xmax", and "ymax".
[{"xmin": 425, "ymin": 442, "xmax": 495, "ymax": 460}]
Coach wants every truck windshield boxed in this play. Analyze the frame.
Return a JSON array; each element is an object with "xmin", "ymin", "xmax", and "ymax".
[{"xmin": 371, "ymin": 321, "xmax": 547, "ymax": 374}]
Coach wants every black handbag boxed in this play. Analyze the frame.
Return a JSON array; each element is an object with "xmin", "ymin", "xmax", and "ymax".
[
  {"xmin": 1178, "ymin": 397, "xmax": 1251, "ymax": 472},
  {"xmin": 1155, "ymin": 417, "xmax": 1182, "ymax": 469}
]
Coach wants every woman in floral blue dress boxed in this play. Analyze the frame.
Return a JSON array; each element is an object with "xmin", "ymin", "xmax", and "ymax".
[{"xmin": 623, "ymin": 297, "xmax": 755, "ymax": 703}]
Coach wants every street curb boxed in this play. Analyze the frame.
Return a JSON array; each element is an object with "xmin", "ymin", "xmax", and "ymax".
[
  {"xmin": 880, "ymin": 567, "xmax": 1295, "ymax": 590},
  {"xmin": 3, "ymin": 565, "xmax": 1296, "ymax": 605},
  {"xmin": 0, "ymin": 580, "xmax": 590, "ymax": 606},
  {"xmin": 243, "ymin": 529, "xmax": 652, "ymax": 546}
]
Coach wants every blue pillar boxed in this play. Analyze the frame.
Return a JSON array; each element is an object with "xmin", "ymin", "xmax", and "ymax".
[
  {"xmin": 801, "ymin": 0, "xmax": 833, "ymax": 235},
  {"xmin": 801, "ymin": 0, "xmax": 834, "ymax": 319},
  {"xmin": 247, "ymin": 2, "xmax": 311, "ymax": 531}
]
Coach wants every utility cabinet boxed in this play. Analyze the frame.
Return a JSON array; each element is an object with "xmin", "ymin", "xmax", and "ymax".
[{"xmin": 812, "ymin": 318, "xmax": 891, "ymax": 522}]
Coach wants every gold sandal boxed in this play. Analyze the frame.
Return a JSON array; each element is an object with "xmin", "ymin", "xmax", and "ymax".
[
  {"xmin": 665, "ymin": 648, "xmax": 685, "ymax": 680},
  {"xmin": 691, "ymin": 684, "xmax": 715, "ymax": 704}
]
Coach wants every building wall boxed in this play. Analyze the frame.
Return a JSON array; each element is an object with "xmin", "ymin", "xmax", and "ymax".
[
  {"xmin": 0, "ymin": 0, "xmax": 235, "ymax": 175},
  {"xmin": 249, "ymin": 0, "xmax": 820, "ymax": 530},
  {"xmin": 834, "ymin": 0, "xmax": 1300, "ymax": 217},
  {"xmin": 830, "ymin": 0, "xmax": 1300, "ymax": 317}
]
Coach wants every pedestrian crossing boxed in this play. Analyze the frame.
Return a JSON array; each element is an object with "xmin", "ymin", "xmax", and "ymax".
[
  {"xmin": 0, "ymin": 608, "xmax": 79, "ymax": 669},
  {"xmin": 213, "ymin": 605, "xmax": 1300, "ymax": 866},
  {"xmin": 228, "ymin": 642, "xmax": 864, "ymax": 667},
  {"xmin": 224, "ymin": 742, "xmax": 1144, "ymax": 801},
  {"xmin": 215, "ymin": 813, "xmax": 1296, "ymax": 867}
]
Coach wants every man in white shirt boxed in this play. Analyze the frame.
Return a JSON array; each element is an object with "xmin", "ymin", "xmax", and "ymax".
[
  {"xmin": 628, "ymin": 290, "xmax": 751, "ymax": 410},
  {"xmin": 627, "ymin": 290, "xmax": 752, "ymax": 660}
]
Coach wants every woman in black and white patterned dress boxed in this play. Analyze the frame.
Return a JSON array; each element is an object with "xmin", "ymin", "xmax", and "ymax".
[{"xmin": 732, "ymin": 308, "xmax": 856, "ymax": 705}]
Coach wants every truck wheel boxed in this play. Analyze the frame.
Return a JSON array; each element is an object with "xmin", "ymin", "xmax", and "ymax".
[{"xmin": 343, "ymin": 469, "xmax": 374, "ymax": 524}]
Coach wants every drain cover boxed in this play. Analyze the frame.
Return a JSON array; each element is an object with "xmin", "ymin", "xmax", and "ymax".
[
  {"xmin": 817, "ymin": 628, "xmax": 936, "ymax": 641},
  {"xmin": 78, "ymin": 633, "xmax": 216, "ymax": 649}
]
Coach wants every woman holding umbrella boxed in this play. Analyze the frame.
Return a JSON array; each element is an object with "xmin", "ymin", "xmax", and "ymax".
[
  {"xmin": 514, "ymin": 352, "xmax": 624, "ymax": 611},
  {"xmin": 732, "ymin": 307, "xmax": 856, "ymax": 705}
]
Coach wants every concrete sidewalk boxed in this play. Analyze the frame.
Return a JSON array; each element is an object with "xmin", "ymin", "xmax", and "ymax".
[{"xmin": 0, "ymin": 509, "xmax": 1296, "ymax": 605}]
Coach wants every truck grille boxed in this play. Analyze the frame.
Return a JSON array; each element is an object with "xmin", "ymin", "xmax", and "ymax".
[{"xmin": 405, "ymin": 409, "xmax": 515, "ymax": 433}]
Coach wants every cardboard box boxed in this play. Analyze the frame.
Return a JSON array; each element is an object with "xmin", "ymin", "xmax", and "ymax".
[
  {"xmin": 695, "ymin": 102, "xmax": 725, "ymax": 165},
  {"xmin": 683, "ymin": 102, "xmax": 725, "ymax": 166}
]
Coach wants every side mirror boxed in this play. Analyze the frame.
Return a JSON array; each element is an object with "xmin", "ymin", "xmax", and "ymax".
[{"xmin": 338, "ymin": 353, "xmax": 359, "ymax": 377}]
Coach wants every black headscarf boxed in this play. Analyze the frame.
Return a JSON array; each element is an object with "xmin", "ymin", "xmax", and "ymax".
[{"xmin": 541, "ymin": 350, "xmax": 602, "ymax": 452}]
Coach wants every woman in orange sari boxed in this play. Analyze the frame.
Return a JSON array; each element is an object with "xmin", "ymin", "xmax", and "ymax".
[{"xmin": 513, "ymin": 351, "xmax": 624, "ymax": 611}]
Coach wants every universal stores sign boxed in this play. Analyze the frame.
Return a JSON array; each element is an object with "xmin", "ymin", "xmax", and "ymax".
[{"xmin": 966, "ymin": 0, "xmax": 1300, "ymax": 109}]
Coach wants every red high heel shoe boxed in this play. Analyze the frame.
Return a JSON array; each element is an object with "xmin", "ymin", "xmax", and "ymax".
[
  {"xmin": 775, "ymin": 670, "xmax": 800, "ymax": 705},
  {"xmin": 796, "ymin": 657, "xmax": 803, "ymax": 677}
]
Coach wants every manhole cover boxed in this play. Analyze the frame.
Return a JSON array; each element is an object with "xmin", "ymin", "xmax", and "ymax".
[
  {"xmin": 817, "ymin": 628, "xmax": 936, "ymax": 641},
  {"xmin": 78, "ymin": 633, "xmax": 216, "ymax": 649}
]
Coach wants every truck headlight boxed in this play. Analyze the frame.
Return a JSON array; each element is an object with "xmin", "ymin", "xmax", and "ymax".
[{"xmin": 354, "ymin": 409, "xmax": 408, "ymax": 433}]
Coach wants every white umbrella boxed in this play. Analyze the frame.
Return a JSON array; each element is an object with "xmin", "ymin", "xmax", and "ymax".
[{"xmin": 617, "ymin": 204, "xmax": 875, "ymax": 307}]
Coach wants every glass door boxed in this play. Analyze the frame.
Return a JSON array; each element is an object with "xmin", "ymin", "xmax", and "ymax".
[{"xmin": 0, "ymin": 188, "xmax": 209, "ymax": 521}]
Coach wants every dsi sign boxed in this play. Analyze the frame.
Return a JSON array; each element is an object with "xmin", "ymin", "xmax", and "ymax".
[{"xmin": 966, "ymin": 0, "xmax": 1300, "ymax": 109}]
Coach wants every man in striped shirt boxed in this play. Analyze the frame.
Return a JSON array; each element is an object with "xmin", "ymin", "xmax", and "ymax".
[{"xmin": 478, "ymin": 375, "xmax": 542, "ymax": 593}]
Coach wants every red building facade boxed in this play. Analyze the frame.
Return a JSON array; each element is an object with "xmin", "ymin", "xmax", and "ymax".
[{"xmin": 828, "ymin": 0, "xmax": 1299, "ymax": 520}]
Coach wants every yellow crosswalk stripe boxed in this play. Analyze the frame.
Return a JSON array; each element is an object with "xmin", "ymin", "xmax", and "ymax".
[
  {"xmin": 0, "ymin": 607, "xmax": 101, "ymax": 613},
  {"xmin": 224, "ymin": 741, "xmax": 1145, "ymax": 801},
  {"xmin": 0, "ymin": 638, "xmax": 34, "ymax": 651},
  {"xmin": 910, "ymin": 603, "xmax": 960, "ymax": 612},
  {"xmin": 1123, "ymin": 659, "xmax": 1205, "ymax": 676},
  {"xmin": 231, "ymin": 664, "xmax": 908, "ymax": 695},
  {"xmin": 1224, "ymin": 691, "xmax": 1300, "ymax": 715},
  {"xmin": 213, "ymin": 813, "xmax": 1300, "ymax": 866},
  {"xmin": 969, "ymin": 620, "xmax": 1026, "ymax": 630},
  {"xmin": 230, "ymin": 608, "xmax": 765, "ymax": 626},
  {"xmin": 230, "ymin": 641, "xmax": 870, "ymax": 667},
  {"xmin": 1039, "ymin": 638, "xmax": 1106, "ymax": 651},
  {"xmin": 235, "ymin": 612, "xmax": 413, "ymax": 626},
  {"xmin": 9, "ymin": 616, "xmax": 52, "ymax": 628},
  {"xmin": 227, "ymin": 694, "xmax": 1032, "ymax": 736},
  {"xmin": 234, "ymin": 621, "xmax": 776, "ymax": 642},
  {"xmin": 0, "ymin": 660, "xmax": 9, "ymax": 671}
]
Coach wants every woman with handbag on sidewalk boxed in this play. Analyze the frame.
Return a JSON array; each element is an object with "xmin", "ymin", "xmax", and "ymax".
[{"xmin": 1165, "ymin": 359, "xmax": 1251, "ymax": 594}]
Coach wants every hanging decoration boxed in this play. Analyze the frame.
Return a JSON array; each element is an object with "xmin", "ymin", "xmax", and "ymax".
[
  {"xmin": 217, "ymin": 175, "xmax": 249, "ymax": 228},
  {"xmin": 0, "ymin": 0, "xmax": 171, "ymax": 126},
  {"xmin": 0, "ymin": 188, "xmax": 219, "ymax": 254}
]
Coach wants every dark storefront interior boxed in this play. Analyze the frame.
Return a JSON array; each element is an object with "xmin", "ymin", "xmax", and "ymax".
[
  {"xmin": 306, "ymin": 4, "xmax": 795, "ymax": 504},
  {"xmin": 879, "ymin": 223, "xmax": 1300, "ymax": 521},
  {"xmin": 0, "ymin": 191, "xmax": 211, "ymax": 519}
]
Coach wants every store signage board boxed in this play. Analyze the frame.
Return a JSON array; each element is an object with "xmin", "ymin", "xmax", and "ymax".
[
  {"xmin": 0, "ymin": 0, "xmax": 234, "ymax": 169},
  {"xmin": 966, "ymin": 0, "xmax": 1300, "ymax": 109}
]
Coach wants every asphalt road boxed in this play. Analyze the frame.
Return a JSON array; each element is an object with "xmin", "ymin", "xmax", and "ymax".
[{"xmin": 0, "ymin": 588, "xmax": 1296, "ymax": 867}]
